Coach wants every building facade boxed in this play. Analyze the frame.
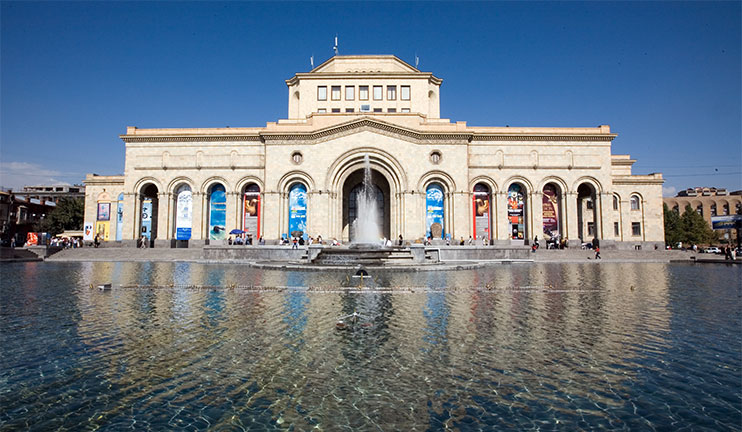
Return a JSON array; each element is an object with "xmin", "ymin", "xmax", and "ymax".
[
  {"xmin": 664, "ymin": 187, "xmax": 742, "ymax": 245},
  {"xmin": 84, "ymin": 55, "xmax": 664, "ymax": 248}
]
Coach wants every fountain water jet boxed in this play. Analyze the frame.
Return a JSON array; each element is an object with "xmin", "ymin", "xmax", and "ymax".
[{"xmin": 352, "ymin": 154, "xmax": 381, "ymax": 246}]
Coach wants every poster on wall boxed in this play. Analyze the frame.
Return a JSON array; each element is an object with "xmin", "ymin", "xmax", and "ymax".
[
  {"xmin": 116, "ymin": 200, "xmax": 124, "ymax": 241},
  {"xmin": 97, "ymin": 202, "xmax": 110, "ymax": 221},
  {"xmin": 209, "ymin": 186, "xmax": 226, "ymax": 240},
  {"xmin": 243, "ymin": 185, "xmax": 261, "ymax": 237},
  {"xmin": 141, "ymin": 199, "xmax": 152, "ymax": 239},
  {"xmin": 426, "ymin": 185, "xmax": 445, "ymax": 239},
  {"xmin": 542, "ymin": 185, "xmax": 559, "ymax": 238},
  {"xmin": 288, "ymin": 184, "xmax": 307, "ymax": 240},
  {"xmin": 508, "ymin": 185, "xmax": 525, "ymax": 240},
  {"xmin": 473, "ymin": 185, "xmax": 490, "ymax": 241},
  {"xmin": 176, "ymin": 188, "xmax": 192, "ymax": 240},
  {"xmin": 83, "ymin": 223, "xmax": 94, "ymax": 241},
  {"xmin": 96, "ymin": 221, "xmax": 109, "ymax": 241}
]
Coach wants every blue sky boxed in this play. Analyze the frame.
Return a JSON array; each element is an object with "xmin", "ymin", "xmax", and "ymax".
[{"xmin": 1, "ymin": 1, "xmax": 740, "ymax": 196}]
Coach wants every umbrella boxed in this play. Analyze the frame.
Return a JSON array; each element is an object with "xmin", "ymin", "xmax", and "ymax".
[{"xmin": 229, "ymin": 229, "xmax": 245, "ymax": 235}]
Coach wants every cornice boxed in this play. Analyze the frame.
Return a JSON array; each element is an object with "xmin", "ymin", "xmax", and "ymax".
[
  {"xmin": 121, "ymin": 135, "xmax": 261, "ymax": 143},
  {"xmin": 472, "ymin": 134, "xmax": 616, "ymax": 142},
  {"xmin": 612, "ymin": 176, "xmax": 664, "ymax": 185}
]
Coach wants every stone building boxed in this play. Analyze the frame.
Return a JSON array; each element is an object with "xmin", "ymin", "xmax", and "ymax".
[
  {"xmin": 664, "ymin": 187, "xmax": 742, "ymax": 244},
  {"xmin": 84, "ymin": 55, "xmax": 664, "ymax": 248}
]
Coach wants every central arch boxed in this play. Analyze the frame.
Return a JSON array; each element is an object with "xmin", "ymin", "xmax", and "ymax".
[{"xmin": 343, "ymin": 169, "xmax": 390, "ymax": 242}]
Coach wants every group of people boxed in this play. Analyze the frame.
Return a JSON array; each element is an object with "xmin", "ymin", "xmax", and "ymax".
[
  {"xmin": 50, "ymin": 236, "xmax": 82, "ymax": 249},
  {"xmin": 228, "ymin": 234, "xmax": 262, "ymax": 245},
  {"xmin": 723, "ymin": 245, "xmax": 737, "ymax": 260}
]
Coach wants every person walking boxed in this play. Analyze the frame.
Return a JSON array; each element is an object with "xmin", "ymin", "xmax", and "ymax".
[{"xmin": 594, "ymin": 246, "xmax": 601, "ymax": 260}]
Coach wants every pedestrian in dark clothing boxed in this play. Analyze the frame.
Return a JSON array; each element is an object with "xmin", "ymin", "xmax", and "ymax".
[{"xmin": 595, "ymin": 246, "xmax": 601, "ymax": 260}]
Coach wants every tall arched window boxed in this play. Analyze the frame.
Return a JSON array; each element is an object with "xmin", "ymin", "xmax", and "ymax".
[
  {"xmin": 288, "ymin": 183, "xmax": 307, "ymax": 240},
  {"xmin": 542, "ymin": 184, "xmax": 561, "ymax": 240},
  {"xmin": 243, "ymin": 184, "xmax": 261, "ymax": 237},
  {"xmin": 426, "ymin": 183, "xmax": 445, "ymax": 239},
  {"xmin": 208, "ymin": 184, "xmax": 226, "ymax": 240},
  {"xmin": 630, "ymin": 195, "xmax": 640, "ymax": 211}
]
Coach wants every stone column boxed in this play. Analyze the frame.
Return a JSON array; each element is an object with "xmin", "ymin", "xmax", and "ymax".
[
  {"xmin": 495, "ymin": 190, "xmax": 508, "ymax": 244},
  {"xmin": 226, "ymin": 191, "xmax": 239, "ymax": 234},
  {"xmin": 531, "ymin": 190, "xmax": 543, "ymax": 245},
  {"xmin": 191, "ymin": 192, "xmax": 204, "ymax": 242},
  {"xmin": 123, "ymin": 192, "xmax": 138, "ymax": 247},
  {"xmin": 566, "ymin": 191, "xmax": 580, "ymax": 247}
]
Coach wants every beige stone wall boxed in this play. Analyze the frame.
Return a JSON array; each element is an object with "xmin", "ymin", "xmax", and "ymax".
[{"xmin": 83, "ymin": 175, "xmax": 125, "ymax": 242}]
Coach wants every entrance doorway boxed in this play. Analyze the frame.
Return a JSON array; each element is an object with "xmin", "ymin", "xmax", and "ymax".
[{"xmin": 342, "ymin": 169, "xmax": 390, "ymax": 242}]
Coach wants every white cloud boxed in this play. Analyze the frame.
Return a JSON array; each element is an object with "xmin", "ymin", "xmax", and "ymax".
[
  {"xmin": 662, "ymin": 186, "xmax": 677, "ymax": 197},
  {"xmin": 0, "ymin": 161, "xmax": 80, "ymax": 190}
]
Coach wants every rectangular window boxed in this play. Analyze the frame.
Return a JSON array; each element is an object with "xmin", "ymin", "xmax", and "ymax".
[
  {"xmin": 345, "ymin": 108, "xmax": 354, "ymax": 113},
  {"xmin": 587, "ymin": 222, "xmax": 595, "ymax": 236},
  {"xmin": 331, "ymin": 86, "xmax": 341, "ymax": 101},
  {"xmin": 373, "ymin": 86, "xmax": 383, "ymax": 100},
  {"xmin": 317, "ymin": 86, "xmax": 327, "ymax": 101},
  {"xmin": 373, "ymin": 108, "xmax": 382, "ymax": 113},
  {"xmin": 345, "ymin": 86, "xmax": 355, "ymax": 100},
  {"xmin": 632, "ymin": 222, "xmax": 641, "ymax": 236},
  {"xmin": 586, "ymin": 199, "xmax": 593, "ymax": 210},
  {"xmin": 387, "ymin": 108, "xmax": 396, "ymax": 113},
  {"xmin": 401, "ymin": 108, "xmax": 410, "ymax": 113},
  {"xmin": 614, "ymin": 222, "xmax": 619, "ymax": 236},
  {"xmin": 387, "ymin": 85, "xmax": 397, "ymax": 100},
  {"xmin": 359, "ymin": 86, "xmax": 369, "ymax": 100},
  {"xmin": 317, "ymin": 108, "xmax": 326, "ymax": 113},
  {"xmin": 331, "ymin": 108, "xmax": 340, "ymax": 113},
  {"xmin": 360, "ymin": 104, "xmax": 370, "ymax": 112},
  {"xmin": 401, "ymin": 85, "xmax": 411, "ymax": 100}
]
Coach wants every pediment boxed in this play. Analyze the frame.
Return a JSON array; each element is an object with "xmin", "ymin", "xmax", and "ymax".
[{"xmin": 311, "ymin": 55, "xmax": 419, "ymax": 74}]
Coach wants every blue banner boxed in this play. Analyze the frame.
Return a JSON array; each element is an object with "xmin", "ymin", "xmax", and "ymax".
[
  {"xmin": 176, "ymin": 187, "xmax": 192, "ymax": 240},
  {"xmin": 711, "ymin": 215, "xmax": 742, "ymax": 230},
  {"xmin": 209, "ymin": 186, "xmax": 226, "ymax": 240},
  {"xmin": 426, "ymin": 184, "xmax": 445, "ymax": 238},
  {"xmin": 141, "ymin": 199, "xmax": 152, "ymax": 239},
  {"xmin": 288, "ymin": 183, "xmax": 307, "ymax": 240},
  {"xmin": 116, "ymin": 195, "xmax": 124, "ymax": 241}
]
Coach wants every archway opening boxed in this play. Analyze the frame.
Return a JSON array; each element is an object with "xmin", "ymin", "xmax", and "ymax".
[
  {"xmin": 207, "ymin": 184, "xmax": 226, "ymax": 241},
  {"xmin": 342, "ymin": 168, "xmax": 390, "ymax": 242},
  {"xmin": 507, "ymin": 183, "xmax": 527, "ymax": 243},
  {"xmin": 542, "ymin": 183, "xmax": 562, "ymax": 247},
  {"xmin": 173, "ymin": 184, "xmax": 192, "ymax": 242},
  {"xmin": 577, "ymin": 183, "xmax": 597, "ymax": 242},
  {"xmin": 242, "ymin": 183, "xmax": 261, "ymax": 240},
  {"xmin": 473, "ymin": 183, "xmax": 492, "ymax": 242},
  {"xmin": 139, "ymin": 183, "xmax": 159, "ymax": 245}
]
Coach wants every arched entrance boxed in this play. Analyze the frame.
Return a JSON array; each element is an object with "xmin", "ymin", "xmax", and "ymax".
[
  {"xmin": 139, "ymin": 183, "xmax": 159, "ymax": 246},
  {"xmin": 577, "ymin": 183, "xmax": 598, "ymax": 243},
  {"xmin": 507, "ymin": 183, "xmax": 528, "ymax": 244},
  {"xmin": 342, "ymin": 168, "xmax": 390, "ymax": 242},
  {"xmin": 542, "ymin": 183, "xmax": 562, "ymax": 246}
]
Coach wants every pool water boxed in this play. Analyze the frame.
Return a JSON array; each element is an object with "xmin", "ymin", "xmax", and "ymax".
[{"xmin": 0, "ymin": 262, "xmax": 740, "ymax": 430}]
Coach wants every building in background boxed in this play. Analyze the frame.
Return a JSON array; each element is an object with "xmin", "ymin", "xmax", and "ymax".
[
  {"xmin": 21, "ymin": 184, "xmax": 85, "ymax": 204},
  {"xmin": 84, "ymin": 55, "xmax": 665, "ymax": 249},
  {"xmin": 664, "ymin": 187, "xmax": 742, "ymax": 245},
  {"xmin": 0, "ymin": 187, "xmax": 58, "ymax": 245}
]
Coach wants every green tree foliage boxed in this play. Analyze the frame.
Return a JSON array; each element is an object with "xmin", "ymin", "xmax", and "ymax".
[
  {"xmin": 37, "ymin": 197, "xmax": 84, "ymax": 235},
  {"xmin": 680, "ymin": 204, "xmax": 717, "ymax": 246},
  {"xmin": 663, "ymin": 203, "xmax": 682, "ymax": 246}
]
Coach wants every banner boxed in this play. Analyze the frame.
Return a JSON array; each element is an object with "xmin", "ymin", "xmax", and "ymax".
[
  {"xmin": 542, "ymin": 185, "xmax": 559, "ymax": 237},
  {"xmin": 426, "ymin": 184, "xmax": 444, "ymax": 238},
  {"xmin": 176, "ymin": 188, "xmax": 192, "ymax": 240},
  {"xmin": 508, "ymin": 184, "xmax": 525, "ymax": 240},
  {"xmin": 473, "ymin": 184, "xmax": 490, "ymax": 241},
  {"xmin": 141, "ymin": 199, "xmax": 152, "ymax": 240},
  {"xmin": 711, "ymin": 215, "xmax": 742, "ymax": 230},
  {"xmin": 243, "ymin": 185, "xmax": 261, "ymax": 237},
  {"xmin": 97, "ymin": 202, "xmax": 110, "ymax": 221},
  {"xmin": 116, "ymin": 199, "xmax": 124, "ymax": 241},
  {"xmin": 209, "ymin": 186, "xmax": 226, "ymax": 240},
  {"xmin": 84, "ymin": 223, "xmax": 94, "ymax": 241},
  {"xmin": 288, "ymin": 184, "xmax": 307, "ymax": 239}
]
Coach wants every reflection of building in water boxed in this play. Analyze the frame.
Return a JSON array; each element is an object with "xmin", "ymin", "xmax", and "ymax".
[{"xmin": 84, "ymin": 55, "xmax": 664, "ymax": 249}]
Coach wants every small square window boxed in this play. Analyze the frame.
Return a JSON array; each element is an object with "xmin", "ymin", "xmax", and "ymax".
[
  {"xmin": 359, "ymin": 86, "xmax": 369, "ymax": 100},
  {"xmin": 387, "ymin": 108, "xmax": 396, "ymax": 113},
  {"xmin": 331, "ymin": 108, "xmax": 340, "ymax": 113},
  {"xmin": 614, "ymin": 222, "xmax": 619, "ymax": 236},
  {"xmin": 331, "ymin": 86, "xmax": 341, "ymax": 101},
  {"xmin": 317, "ymin": 86, "xmax": 327, "ymax": 101},
  {"xmin": 345, "ymin": 108, "xmax": 354, "ymax": 113},
  {"xmin": 401, "ymin": 86, "xmax": 410, "ymax": 100},
  {"xmin": 587, "ymin": 222, "xmax": 595, "ymax": 236},
  {"xmin": 401, "ymin": 108, "xmax": 410, "ymax": 113},
  {"xmin": 345, "ymin": 86, "xmax": 355, "ymax": 100},
  {"xmin": 373, "ymin": 108, "xmax": 382, "ymax": 113},
  {"xmin": 373, "ymin": 86, "xmax": 383, "ymax": 100},
  {"xmin": 632, "ymin": 222, "xmax": 641, "ymax": 236},
  {"xmin": 586, "ymin": 199, "xmax": 593, "ymax": 210},
  {"xmin": 317, "ymin": 108, "xmax": 326, "ymax": 113},
  {"xmin": 387, "ymin": 85, "xmax": 396, "ymax": 100},
  {"xmin": 360, "ymin": 104, "xmax": 370, "ymax": 112}
]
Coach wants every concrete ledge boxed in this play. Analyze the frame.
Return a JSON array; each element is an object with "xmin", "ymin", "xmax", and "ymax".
[{"xmin": 203, "ymin": 245, "xmax": 306, "ymax": 261}]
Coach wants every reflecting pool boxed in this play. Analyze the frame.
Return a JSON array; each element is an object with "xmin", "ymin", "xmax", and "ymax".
[{"xmin": 0, "ymin": 262, "xmax": 740, "ymax": 430}]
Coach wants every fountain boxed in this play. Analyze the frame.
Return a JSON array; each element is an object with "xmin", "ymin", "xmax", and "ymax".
[{"xmin": 352, "ymin": 154, "xmax": 381, "ymax": 247}]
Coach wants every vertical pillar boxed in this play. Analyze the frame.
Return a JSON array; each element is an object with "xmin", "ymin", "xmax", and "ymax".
[
  {"xmin": 124, "ymin": 192, "xmax": 138, "ymax": 244},
  {"xmin": 566, "ymin": 191, "xmax": 579, "ymax": 246},
  {"xmin": 226, "ymin": 191, "xmax": 239, "ymax": 233},
  {"xmin": 531, "ymin": 189, "xmax": 543, "ymax": 245},
  {"xmin": 191, "ymin": 191, "xmax": 204, "ymax": 241},
  {"xmin": 155, "ymin": 192, "xmax": 170, "ymax": 247},
  {"xmin": 495, "ymin": 190, "xmax": 508, "ymax": 243}
]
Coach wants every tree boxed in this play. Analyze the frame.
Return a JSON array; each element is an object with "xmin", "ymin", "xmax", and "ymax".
[
  {"xmin": 679, "ymin": 204, "xmax": 717, "ymax": 246},
  {"xmin": 663, "ymin": 203, "xmax": 682, "ymax": 246},
  {"xmin": 37, "ymin": 197, "xmax": 84, "ymax": 236}
]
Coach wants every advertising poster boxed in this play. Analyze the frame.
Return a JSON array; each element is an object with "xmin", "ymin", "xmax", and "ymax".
[
  {"xmin": 176, "ymin": 188, "xmax": 192, "ymax": 240},
  {"xmin": 473, "ymin": 184, "xmax": 490, "ymax": 241},
  {"xmin": 141, "ymin": 199, "xmax": 152, "ymax": 240},
  {"xmin": 508, "ymin": 184, "xmax": 525, "ymax": 240},
  {"xmin": 542, "ymin": 185, "xmax": 559, "ymax": 237},
  {"xmin": 83, "ymin": 223, "xmax": 94, "ymax": 241},
  {"xmin": 209, "ymin": 186, "xmax": 226, "ymax": 240},
  {"xmin": 116, "ymin": 198, "xmax": 124, "ymax": 241},
  {"xmin": 288, "ymin": 184, "xmax": 307, "ymax": 239},
  {"xmin": 97, "ymin": 202, "xmax": 110, "ymax": 221},
  {"xmin": 711, "ymin": 215, "xmax": 742, "ymax": 230},
  {"xmin": 243, "ymin": 185, "xmax": 261, "ymax": 237},
  {"xmin": 96, "ymin": 221, "xmax": 109, "ymax": 240},
  {"xmin": 426, "ymin": 184, "xmax": 445, "ymax": 238}
]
